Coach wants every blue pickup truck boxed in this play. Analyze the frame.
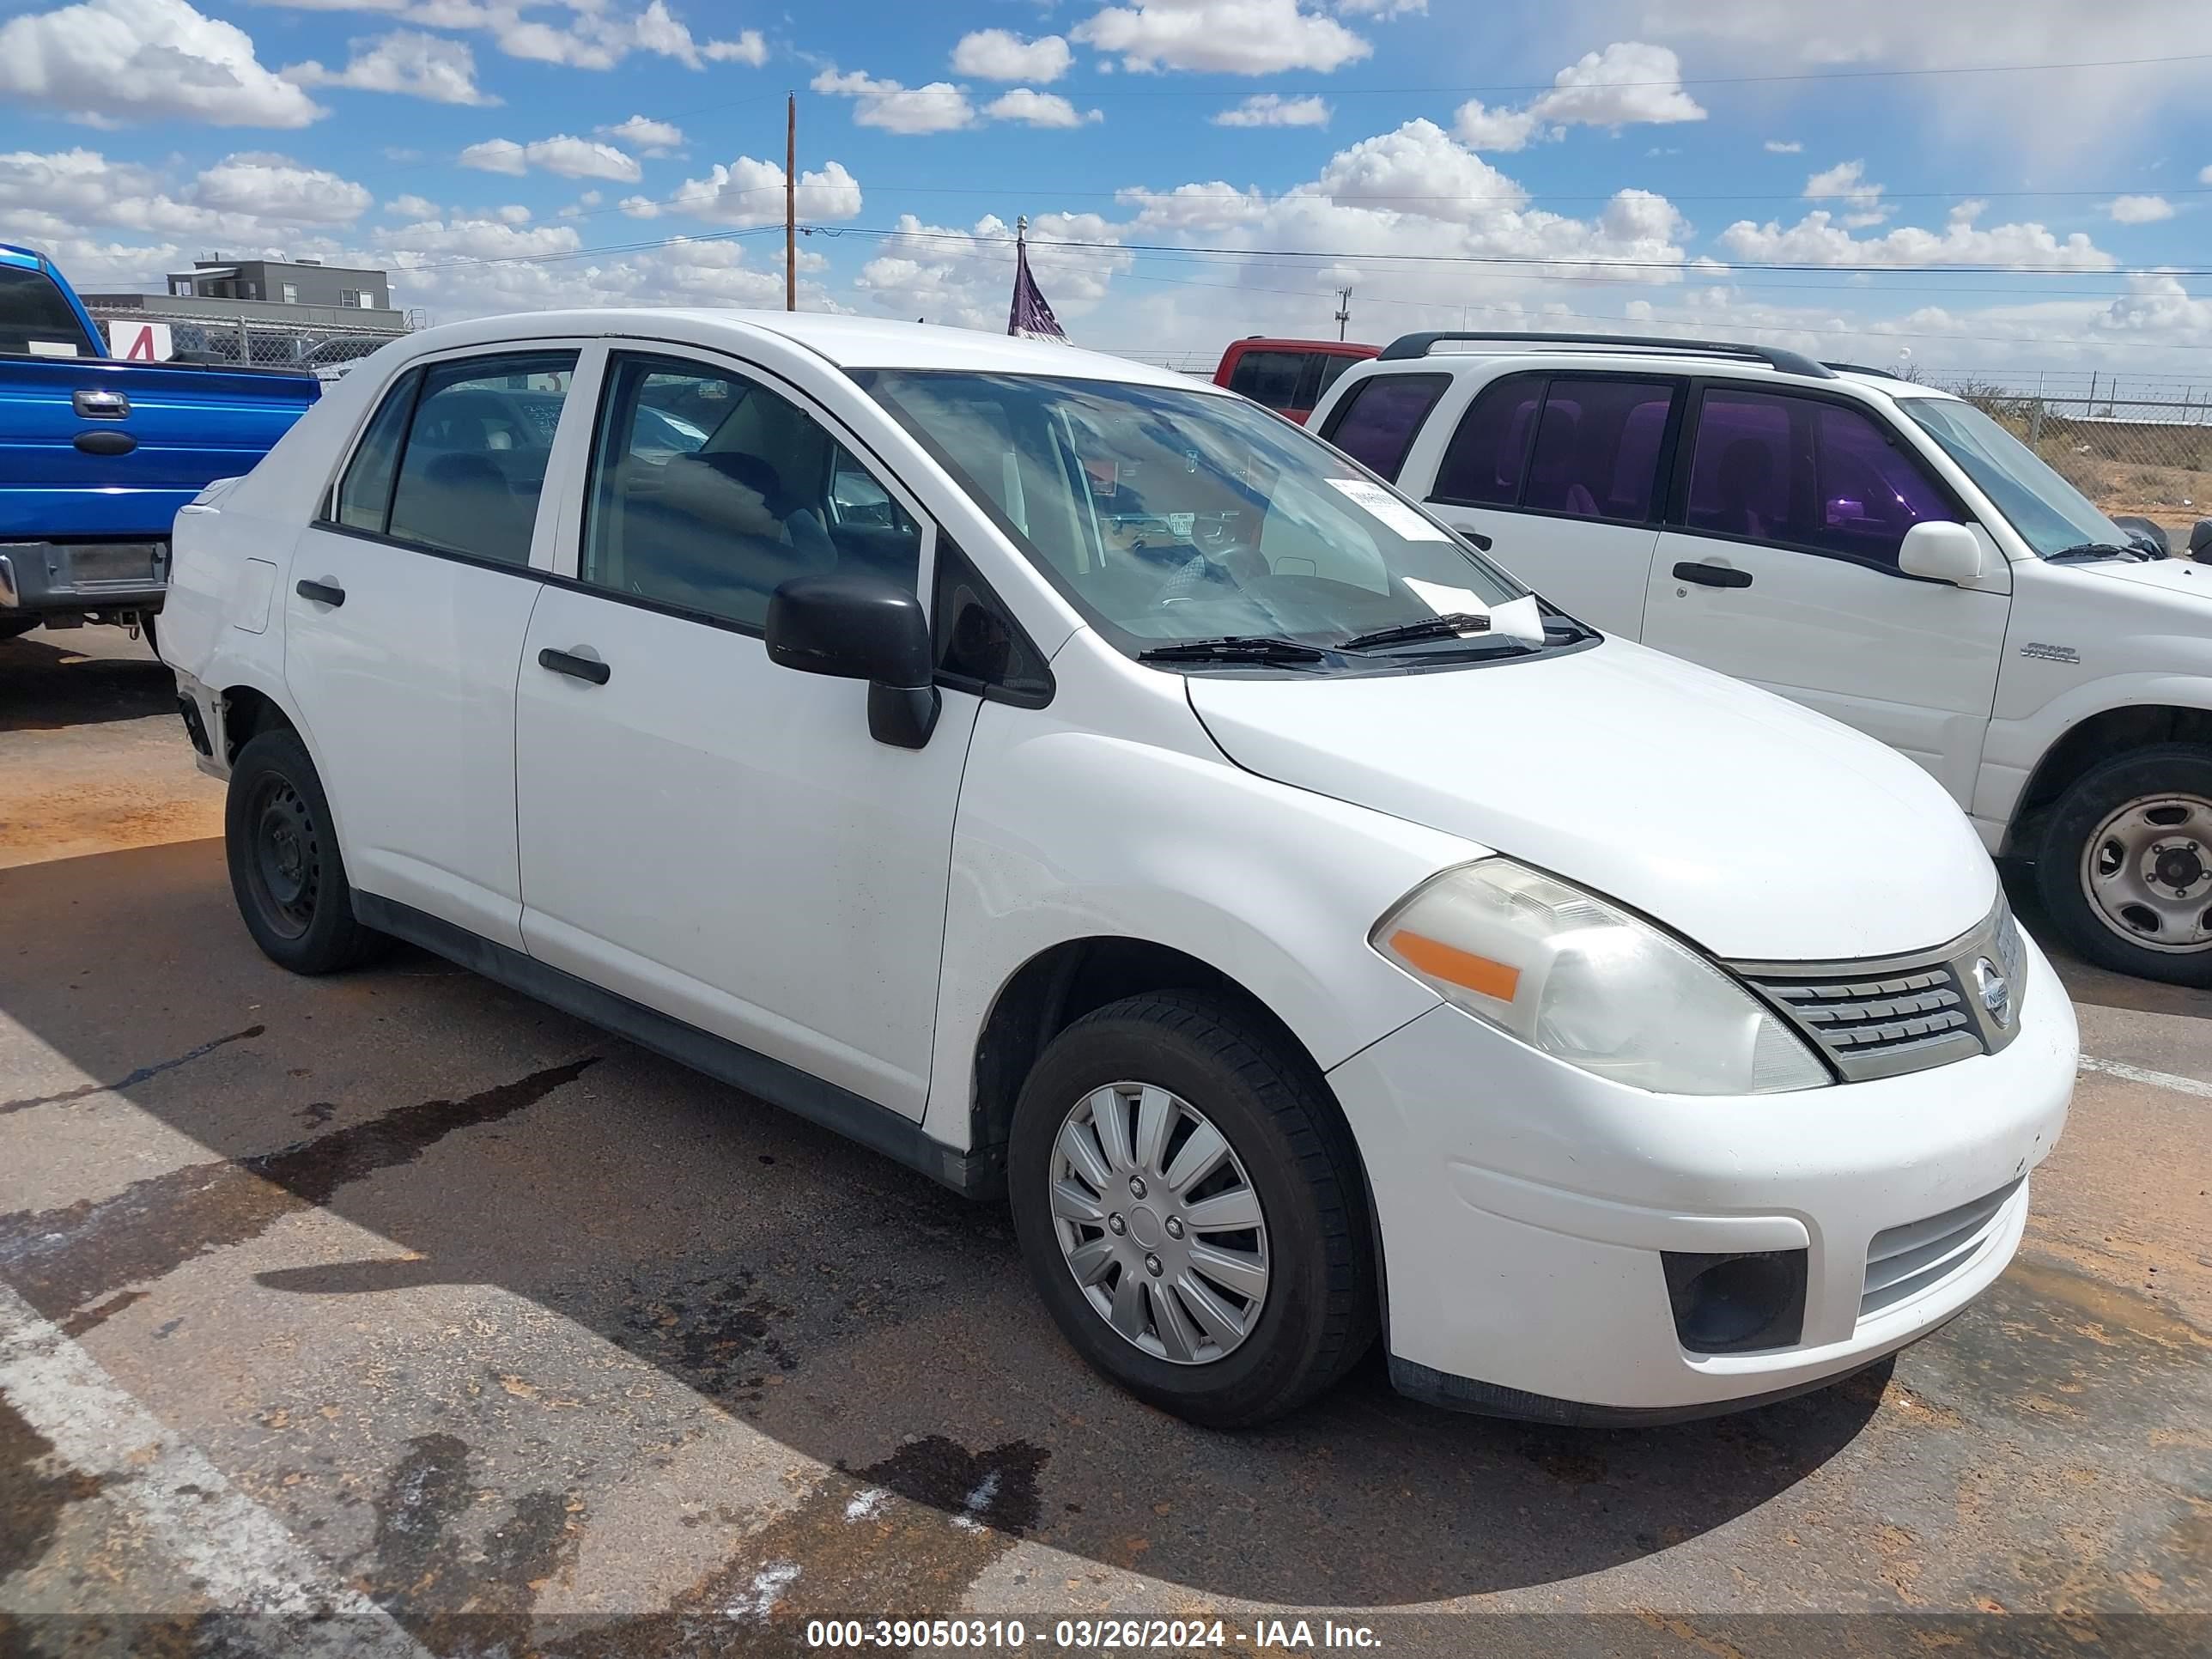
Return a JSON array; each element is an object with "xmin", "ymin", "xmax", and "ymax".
[{"xmin": 1, "ymin": 243, "xmax": 321, "ymax": 641}]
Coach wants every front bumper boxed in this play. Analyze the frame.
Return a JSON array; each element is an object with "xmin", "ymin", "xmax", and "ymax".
[
  {"xmin": 0, "ymin": 542, "xmax": 167, "ymax": 616},
  {"xmin": 1329, "ymin": 931, "xmax": 2075, "ymax": 1417}
]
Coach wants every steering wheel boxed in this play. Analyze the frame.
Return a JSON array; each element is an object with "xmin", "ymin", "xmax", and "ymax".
[{"xmin": 1145, "ymin": 540, "xmax": 1265, "ymax": 607}]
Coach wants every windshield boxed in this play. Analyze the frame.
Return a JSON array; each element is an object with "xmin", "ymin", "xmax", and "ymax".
[
  {"xmin": 1898, "ymin": 397, "xmax": 2129, "ymax": 558},
  {"xmin": 0, "ymin": 264, "xmax": 97, "ymax": 359},
  {"xmin": 862, "ymin": 370, "xmax": 1540, "ymax": 664}
]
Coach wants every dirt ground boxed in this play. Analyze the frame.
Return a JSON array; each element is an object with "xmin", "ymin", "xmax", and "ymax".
[{"xmin": 2, "ymin": 627, "xmax": 2208, "ymax": 1658}]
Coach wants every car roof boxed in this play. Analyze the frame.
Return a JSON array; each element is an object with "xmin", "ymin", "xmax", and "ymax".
[
  {"xmin": 390, "ymin": 307, "xmax": 1217, "ymax": 393},
  {"xmin": 1230, "ymin": 337, "xmax": 1379, "ymax": 355},
  {"xmin": 1341, "ymin": 345, "xmax": 1963, "ymax": 402}
]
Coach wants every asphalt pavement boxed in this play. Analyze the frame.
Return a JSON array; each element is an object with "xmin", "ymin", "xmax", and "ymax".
[{"xmin": 1, "ymin": 626, "xmax": 2207, "ymax": 1658}]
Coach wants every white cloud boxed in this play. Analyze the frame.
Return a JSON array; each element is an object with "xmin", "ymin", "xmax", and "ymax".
[
  {"xmin": 983, "ymin": 89, "xmax": 1102, "ymax": 127},
  {"xmin": 459, "ymin": 135, "xmax": 641, "ymax": 183},
  {"xmin": 1452, "ymin": 100, "xmax": 1538, "ymax": 153},
  {"xmin": 951, "ymin": 29, "xmax": 1072, "ymax": 82},
  {"xmin": 1764, "ymin": 139, "xmax": 1803, "ymax": 154},
  {"xmin": 626, "ymin": 156, "xmax": 862, "ymax": 227},
  {"xmin": 1451, "ymin": 41, "xmax": 1701, "ymax": 156},
  {"xmin": 600, "ymin": 114, "xmax": 685, "ymax": 155},
  {"xmin": 1526, "ymin": 42, "xmax": 1706, "ymax": 129},
  {"xmin": 283, "ymin": 30, "xmax": 495, "ymax": 106},
  {"xmin": 0, "ymin": 0, "xmax": 325, "ymax": 128},
  {"xmin": 494, "ymin": 203, "xmax": 530, "ymax": 224},
  {"xmin": 386, "ymin": 192, "xmax": 437, "ymax": 218},
  {"xmin": 2201, "ymin": 164, "xmax": 2212, "ymax": 185},
  {"xmin": 703, "ymin": 29, "xmax": 767, "ymax": 66},
  {"xmin": 1116, "ymin": 180, "xmax": 1271, "ymax": 231},
  {"xmin": 1071, "ymin": 1, "xmax": 1373, "ymax": 75},
  {"xmin": 855, "ymin": 210, "xmax": 1131, "ymax": 329},
  {"xmin": 2106, "ymin": 193, "xmax": 2176, "ymax": 224},
  {"xmin": 811, "ymin": 68, "xmax": 975, "ymax": 133},
  {"xmin": 1802, "ymin": 159, "xmax": 1889, "ymax": 226},
  {"xmin": 193, "ymin": 152, "xmax": 373, "ymax": 222},
  {"xmin": 1213, "ymin": 93, "xmax": 1330, "ymax": 127},
  {"xmin": 1718, "ymin": 200, "xmax": 2116, "ymax": 270},
  {"xmin": 286, "ymin": 1, "xmax": 764, "ymax": 76}
]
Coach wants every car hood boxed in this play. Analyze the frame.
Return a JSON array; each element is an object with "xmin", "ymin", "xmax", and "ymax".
[
  {"xmin": 1184, "ymin": 637, "xmax": 1998, "ymax": 963},
  {"xmin": 2065, "ymin": 556, "xmax": 2212, "ymax": 600}
]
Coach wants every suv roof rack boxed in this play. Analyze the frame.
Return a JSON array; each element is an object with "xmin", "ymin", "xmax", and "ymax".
[
  {"xmin": 1375, "ymin": 331, "xmax": 1836, "ymax": 380},
  {"xmin": 1820, "ymin": 361, "xmax": 1910, "ymax": 381}
]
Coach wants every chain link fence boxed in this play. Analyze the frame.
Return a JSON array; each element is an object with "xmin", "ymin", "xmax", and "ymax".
[
  {"xmin": 83, "ymin": 305, "xmax": 409, "ymax": 374},
  {"xmin": 1936, "ymin": 383, "xmax": 2212, "ymax": 549}
]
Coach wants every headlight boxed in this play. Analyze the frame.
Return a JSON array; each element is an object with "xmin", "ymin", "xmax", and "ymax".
[{"xmin": 1372, "ymin": 860, "xmax": 1831, "ymax": 1095}]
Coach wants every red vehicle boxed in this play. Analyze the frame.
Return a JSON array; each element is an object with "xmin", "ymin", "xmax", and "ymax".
[{"xmin": 1212, "ymin": 337, "xmax": 1378, "ymax": 424}]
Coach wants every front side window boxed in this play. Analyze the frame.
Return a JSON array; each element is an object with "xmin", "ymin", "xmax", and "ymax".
[
  {"xmin": 581, "ymin": 353, "xmax": 921, "ymax": 628},
  {"xmin": 386, "ymin": 351, "xmax": 577, "ymax": 565},
  {"xmin": 1320, "ymin": 373, "xmax": 1448, "ymax": 481},
  {"xmin": 1684, "ymin": 388, "xmax": 1959, "ymax": 568},
  {"xmin": 1225, "ymin": 349, "xmax": 1306, "ymax": 410},
  {"xmin": 864, "ymin": 371, "xmax": 1541, "ymax": 665},
  {"xmin": 1897, "ymin": 396, "xmax": 2122, "ymax": 558}
]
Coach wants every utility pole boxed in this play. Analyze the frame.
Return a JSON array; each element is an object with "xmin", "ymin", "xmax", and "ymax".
[
  {"xmin": 1334, "ymin": 286, "xmax": 1352, "ymax": 341},
  {"xmin": 785, "ymin": 91, "xmax": 797, "ymax": 313}
]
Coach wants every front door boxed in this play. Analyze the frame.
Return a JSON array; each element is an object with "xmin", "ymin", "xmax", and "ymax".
[
  {"xmin": 513, "ymin": 349, "xmax": 978, "ymax": 1117},
  {"xmin": 1638, "ymin": 384, "xmax": 2010, "ymax": 806},
  {"xmin": 283, "ymin": 346, "xmax": 582, "ymax": 947},
  {"xmin": 1418, "ymin": 371, "xmax": 1678, "ymax": 638}
]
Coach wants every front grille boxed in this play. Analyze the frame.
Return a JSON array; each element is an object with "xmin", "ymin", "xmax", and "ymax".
[
  {"xmin": 1729, "ymin": 901, "xmax": 2025, "ymax": 1082},
  {"xmin": 1861, "ymin": 1179, "xmax": 2021, "ymax": 1320},
  {"xmin": 1741, "ymin": 963, "xmax": 1977, "ymax": 1073}
]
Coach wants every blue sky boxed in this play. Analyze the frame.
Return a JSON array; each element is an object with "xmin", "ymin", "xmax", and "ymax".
[{"xmin": 3, "ymin": 0, "xmax": 2209, "ymax": 386}]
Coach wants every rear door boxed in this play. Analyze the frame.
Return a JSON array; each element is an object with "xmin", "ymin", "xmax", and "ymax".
[
  {"xmin": 1416, "ymin": 371, "xmax": 1680, "ymax": 637},
  {"xmin": 1638, "ymin": 382, "xmax": 2008, "ymax": 805},
  {"xmin": 283, "ymin": 343, "xmax": 591, "ymax": 947}
]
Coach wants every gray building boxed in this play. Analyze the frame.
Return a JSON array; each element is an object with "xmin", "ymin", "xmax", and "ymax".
[{"xmin": 167, "ymin": 258, "xmax": 391, "ymax": 311}]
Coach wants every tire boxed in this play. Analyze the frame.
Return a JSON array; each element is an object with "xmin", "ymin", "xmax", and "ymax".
[
  {"xmin": 0, "ymin": 617, "xmax": 39, "ymax": 642},
  {"xmin": 1006, "ymin": 991, "xmax": 1376, "ymax": 1428},
  {"xmin": 2035, "ymin": 742, "xmax": 2212, "ymax": 987},
  {"xmin": 225, "ymin": 727, "xmax": 381, "ymax": 974}
]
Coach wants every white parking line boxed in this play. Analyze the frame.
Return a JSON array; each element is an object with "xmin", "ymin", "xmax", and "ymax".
[
  {"xmin": 2079, "ymin": 1055, "xmax": 2212, "ymax": 1100},
  {"xmin": 0, "ymin": 1281, "xmax": 431, "ymax": 1659}
]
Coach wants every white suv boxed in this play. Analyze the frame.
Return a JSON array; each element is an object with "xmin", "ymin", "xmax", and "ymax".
[
  {"xmin": 1312, "ymin": 332, "xmax": 2212, "ymax": 987},
  {"xmin": 161, "ymin": 311, "xmax": 2074, "ymax": 1428}
]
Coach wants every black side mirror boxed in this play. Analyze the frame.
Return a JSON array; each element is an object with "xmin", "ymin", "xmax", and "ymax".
[{"xmin": 765, "ymin": 574, "xmax": 940, "ymax": 749}]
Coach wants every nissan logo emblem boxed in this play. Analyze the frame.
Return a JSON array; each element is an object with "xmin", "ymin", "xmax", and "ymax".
[{"xmin": 1972, "ymin": 957, "xmax": 2011, "ymax": 1028}]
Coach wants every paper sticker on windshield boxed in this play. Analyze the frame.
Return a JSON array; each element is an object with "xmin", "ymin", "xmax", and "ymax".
[
  {"xmin": 1327, "ymin": 477, "xmax": 1449, "ymax": 541},
  {"xmin": 1403, "ymin": 579, "xmax": 1492, "ymax": 619}
]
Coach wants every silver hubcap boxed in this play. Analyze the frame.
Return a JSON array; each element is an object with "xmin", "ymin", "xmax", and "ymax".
[
  {"xmin": 1048, "ymin": 1082, "xmax": 1270, "ymax": 1366},
  {"xmin": 2081, "ymin": 793, "xmax": 2212, "ymax": 954}
]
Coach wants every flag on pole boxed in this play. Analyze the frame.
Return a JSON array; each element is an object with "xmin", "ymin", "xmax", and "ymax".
[{"xmin": 1008, "ymin": 216, "xmax": 1067, "ymax": 343}]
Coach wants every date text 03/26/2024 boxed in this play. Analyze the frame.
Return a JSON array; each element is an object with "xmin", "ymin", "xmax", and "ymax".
[{"xmin": 803, "ymin": 1618, "xmax": 1384, "ymax": 1650}]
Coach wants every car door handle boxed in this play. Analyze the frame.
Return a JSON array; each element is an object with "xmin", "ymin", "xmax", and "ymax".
[
  {"xmin": 72, "ymin": 389, "xmax": 130, "ymax": 419},
  {"xmin": 538, "ymin": 647, "xmax": 611, "ymax": 686},
  {"xmin": 1673, "ymin": 562, "xmax": 1753, "ymax": 589},
  {"xmin": 295, "ymin": 579, "xmax": 345, "ymax": 607}
]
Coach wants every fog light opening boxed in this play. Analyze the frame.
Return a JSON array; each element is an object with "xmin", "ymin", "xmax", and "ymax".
[{"xmin": 1662, "ymin": 1248, "xmax": 1808, "ymax": 1355}]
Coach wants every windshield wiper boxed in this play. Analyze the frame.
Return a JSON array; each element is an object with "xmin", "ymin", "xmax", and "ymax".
[
  {"xmin": 2047, "ymin": 542, "xmax": 2148, "ymax": 564},
  {"xmin": 1136, "ymin": 635, "xmax": 1328, "ymax": 665},
  {"xmin": 1340, "ymin": 613, "xmax": 1528, "ymax": 653}
]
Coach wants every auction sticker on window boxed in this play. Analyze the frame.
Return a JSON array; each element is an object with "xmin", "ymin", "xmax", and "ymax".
[{"xmin": 1326, "ymin": 477, "xmax": 1450, "ymax": 541}]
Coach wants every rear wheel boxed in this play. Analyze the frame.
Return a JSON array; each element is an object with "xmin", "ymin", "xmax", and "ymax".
[
  {"xmin": 1007, "ymin": 992, "xmax": 1376, "ymax": 1428},
  {"xmin": 2036, "ymin": 743, "xmax": 2212, "ymax": 987},
  {"xmin": 0, "ymin": 617, "xmax": 39, "ymax": 642},
  {"xmin": 226, "ymin": 728, "xmax": 380, "ymax": 974}
]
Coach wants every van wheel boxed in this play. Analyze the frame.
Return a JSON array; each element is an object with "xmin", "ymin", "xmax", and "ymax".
[
  {"xmin": 2036, "ymin": 743, "xmax": 2212, "ymax": 987},
  {"xmin": 1006, "ymin": 992, "xmax": 1376, "ymax": 1428},
  {"xmin": 226, "ymin": 729, "xmax": 380, "ymax": 974}
]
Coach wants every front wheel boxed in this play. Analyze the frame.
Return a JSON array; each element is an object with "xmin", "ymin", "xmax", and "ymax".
[
  {"xmin": 2036, "ymin": 743, "xmax": 2212, "ymax": 987},
  {"xmin": 1006, "ymin": 992, "xmax": 1376, "ymax": 1428},
  {"xmin": 225, "ymin": 728, "xmax": 381, "ymax": 974}
]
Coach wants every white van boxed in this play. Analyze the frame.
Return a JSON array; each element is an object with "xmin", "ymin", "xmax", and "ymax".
[
  {"xmin": 1311, "ymin": 332, "xmax": 2212, "ymax": 987},
  {"xmin": 161, "ymin": 312, "xmax": 2075, "ymax": 1428}
]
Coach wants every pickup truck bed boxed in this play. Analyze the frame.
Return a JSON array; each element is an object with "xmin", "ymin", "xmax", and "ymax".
[{"xmin": 1, "ymin": 243, "xmax": 320, "ymax": 635}]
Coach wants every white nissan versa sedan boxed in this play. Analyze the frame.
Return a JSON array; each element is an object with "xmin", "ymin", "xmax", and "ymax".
[{"xmin": 161, "ymin": 312, "xmax": 2076, "ymax": 1429}]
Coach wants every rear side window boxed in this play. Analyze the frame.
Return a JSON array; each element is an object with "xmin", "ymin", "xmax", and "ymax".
[
  {"xmin": 1522, "ymin": 378, "xmax": 1675, "ymax": 522},
  {"xmin": 1684, "ymin": 388, "xmax": 1959, "ymax": 568},
  {"xmin": 1319, "ymin": 374, "xmax": 1448, "ymax": 480},
  {"xmin": 1226, "ymin": 349, "xmax": 1306, "ymax": 410},
  {"xmin": 1432, "ymin": 374, "xmax": 1544, "ymax": 505},
  {"xmin": 386, "ymin": 352, "xmax": 578, "ymax": 566},
  {"xmin": 331, "ymin": 370, "xmax": 420, "ymax": 532},
  {"xmin": 0, "ymin": 264, "xmax": 95, "ymax": 357}
]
